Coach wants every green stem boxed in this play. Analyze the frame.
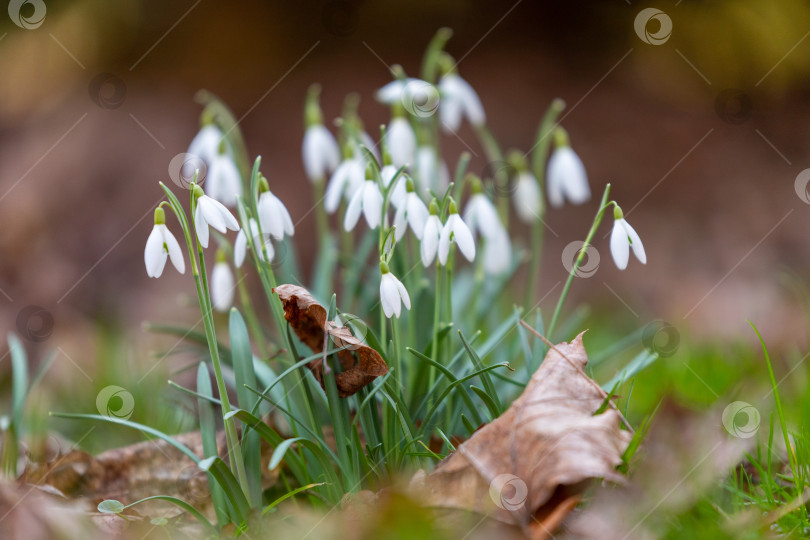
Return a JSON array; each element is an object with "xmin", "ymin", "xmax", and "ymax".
[
  {"xmin": 186, "ymin": 196, "xmax": 250, "ymax": 505},
  {"xmin": 428, "ymin": 263, "xmax": 442, "ymax": 410},
  {"xmin": 235, "ymin": 266, "xmax": 268, "ymax": 359},
  {"xmin": 526, "ymin": 99, "xmax": 566, "ymax": 310},
  {"xmin": 474, "ymin": 124, "xmax": 508, "ymax": 228},
  {"xmin": 546, "ymin": 184, "xmax": 611, "ymax": 340}
]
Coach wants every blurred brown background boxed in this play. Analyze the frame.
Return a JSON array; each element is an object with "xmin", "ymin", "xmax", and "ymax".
[{"xmin": 2, "ymin": 0, "xmax": 810, "ymax": 371}]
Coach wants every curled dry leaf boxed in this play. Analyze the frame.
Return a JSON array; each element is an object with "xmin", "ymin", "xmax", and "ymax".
[
  {"xmin": 410, "ymin": 333, "xmax": 632, "ymax": 538},
  {"xmin": 273, "ymin": 284, "xmax": 388, "ymax": 397}
]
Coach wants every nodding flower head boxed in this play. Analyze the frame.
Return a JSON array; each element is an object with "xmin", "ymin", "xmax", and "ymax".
[
  {"xmin": 438, "ymin": 198, "xmax": 476, "ymax": 265},
  {"xmin": 192, "ymin": 184, "xmax": 240, "ymax": 249},
  {"xmin": 609, "ymin": 205, "xmax": 646, "ymax": 270},
  {"xmin": 547, "ymin": 128, "xmax": 590, "ymax": 208},
  {"xmin": 144, "ymin": 207, "xmax": 185, "ymax": 278},
  {"xmin": 379, "ymin": 261, "xmax": 411, "ymax": 319}
]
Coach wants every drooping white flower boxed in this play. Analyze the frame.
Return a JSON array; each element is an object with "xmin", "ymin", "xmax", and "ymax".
[
  {"xmin": 379, "ymin": 264, "xmax": 411, "ymax": 319},
  {"xmin": 187, "ymin": 124, "xmax": 224, "ymax": 164},
  {"xmin": 144, "ymin": 208, "xmax": 185, "ymax": 278},
  {"xmin": 415, "ymin": 146, "xmax": 450, "ymax": 197},
  {"xmin": 420, "ymin": 206, "xmax": 442, "ymax": 267},
  {"xmin": 234, "ymin": 218, "xmax": 274, "ymax": 268},
  {"xmin": 610, "ymin": 208, "xmax": 646, "ymax": 270},
  {"xmin": 512, "ymin": 171, "xmax": 543, "ymax": 223},
  {"xmin": 324, "ymin": 154, "xmax": 365, "ymax": 213},
  {"xmin": 547, "ymin": 146, "xmax": 590, "ymax": 208},
  {"xmin": 344, "ymin": 180, "xmax": 384, "ymax": 231},
  {"xmin": 257, "ymin": 187, "xmax": 294, "ymax": 241},
  {"xmin": 386, "ymin": 117, "xmax": 416, "ymax": 168},
  {"xmin": 439, "ymin": 73, "xmax": 485, "ymax": 132},
  {"xmin": 381, "ymin": 164, "xmax": 406, "ymax": 209},
  {"xmin": 376, "ymin": 78, "xmax": 434, "ymax": 105},
  {"xmin": 481, "ymin": 227, "xmax": 512, "ymax": 275},
  {"xmin": 463, "ymin": 192, "xmax": 504, "ymax": 240},
  {"xmin": 393, "ymin": 181, "xmax": 429, "ymax": 241},
  {"xmin": 193, "ymin": 187, "xmax": 240, "ymax": 249},
  {"xmin": 205, "ymin": 153, "xmax": 243, "ymax": 207},
  {"xmin": 463, "ymin": 190, "xmax": 511, "ymax": 275},
  {"xmin": 210, "ymin": 259, "xmax": 235, "ymax": 313},
  {"xmin": 302, "ymin": 124, "xmax": 340, "ymax": 182},
  {"xmin": 438, "ymin": 200, "xmax": 476, "ymax": 265}
]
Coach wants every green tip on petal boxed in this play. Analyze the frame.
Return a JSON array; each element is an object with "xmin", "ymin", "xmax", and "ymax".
[
  {"xmin": 448, "ymin": 197, "xmax": 458, "ymax": 215},
  {"xmin": 305, "ymin": 84, "xmax": 324, "ymax": 127},
  {"xmin": 379, "ymin": 260, "xmax": 390, "ymax": 274},
  {"xmin": 406, "ymin": 177, "xmax": 415, "ymax": 193},
  {"xmin": 552, "ymin": 126, "xmax": 569, "ymax": 148},
  {"xmin": 429, "ymin": 199, "xmax": 439, "ymax": 215},
  {"xmin": 192, "ymin": 184, "xmax": 205, "ymax": 198},
  {"xmin": 468, "ymin": 174, "xmax": 483, "ymax": 194},
  {"xmin": 215, "ymin": 249, "xmax": 227, "ymax": 263},
  {"xmin": 154, "ymin": 207, "xmax": 166, "ymax": 225},
  {"xmin": 258, "ymin": 174, "xmax": 269, "ymax": 193},
  {"xmin": 613, "ymin": 204, "xmax": 624, "ymax": 220}
]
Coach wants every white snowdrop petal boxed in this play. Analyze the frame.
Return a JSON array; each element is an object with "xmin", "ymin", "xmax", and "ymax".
[
  {"xmin": 438, "ymin": 221, "xmax": 452, "ymax": 266},
  {"xmin": 387, "ymin": 118, "xmax": 416, "ymax": 168},
  {"xmin": 514, "ymin": 172, "xmax": 542, "ymax": 223},
  {"xmin": 439, "ymin": 98, "xmax": 463, "ymax": 132},
  {"xmin": 344, "ymin": 188, "xmax": 364, "ymax": 231},
  {"xmin": 211, "ymin": 263, "xmax": 235, "ymax": 312},
  {"xmin": 406, "ymin": 195, "xmax": 428, "ymax": 239},
  {"xmin": 483, "ymin": 229, "xmax": 511, "ymax": 275},
  {"xmin": 394, "ymin": 276, "xmax": 411, "ymax": 310},
  {"xmin": 274, "ymin": 195, "xmax": 295, "ymax": 236},
  {"xmin": 194, "ymin": 203, "xmax": 210, "ymax": 248},
  {"xmin": 303, "ymin": 125, "xmax": 340, "ymax": 181},
  {"xmin": 362, "ymin": 182, "xmax": 383, "ymax": 229},
  {"xmin": 144, "ymin": 226, "xmax": 165, "ymax": 277},
  {"xmin": 213, "ymin": 197, "xmax": 240, "ymax": 231},
  {"xmin": 623, "ymin": 220, "xmax": 647, "ymax": 265},
  {"xmin": 199, "ymin": 198, "xmax": 227, "ymax": 233},
  {"xmin": 610, "ymin": 220, "xmax": 630, "ymax": 270},
  {"xmin": 259, "ymin": 195, "xmax": 285, "ymax": 240},
  {"xmin": 379, "ymin": 275, "xmax": 396, "ymax": 318},
  {"xmin": 210, "ymin": 156, "xmax": 242, "ymax": 207},
  {"xmin": 420, "ymin": 216, "xmax": 440, "ymax": 267},
  {"xmin": 324, "ymin": 163, "xmax": 349, "ymax": 213},
  {"xmin": 451, "ymin": 215, "xmax": 476, "ymax": 262},
  {"xmin": 234, "ymin": 229, "xmax": 247, "ymax": 268},
  {"xmin": 162, "ymin": 226, "xmax": 185, "ymax": 274},
  {"xmin": 188, "ymin": 125, "xmax": 224, "ymax": 164}
]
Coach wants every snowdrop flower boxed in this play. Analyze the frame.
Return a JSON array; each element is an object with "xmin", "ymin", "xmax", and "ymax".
[
  {"xmin": 463, "ymin": 183, "xmax": 511, "ymax": 274},
  {"xmin": 610, "ymin": 206, "xmax": 646, "ymax": 271},
  {"xmin": 302, "ymin": 85, "xmax": 340, "ymax": 182},
  {"xmin": 192, "ymin": 185, "xmax": 240, "ymax": 249},
  {"xmin": 386, "ymin": 114, "xmax": 416, "ymax": 168},
  {"xmin": 420, "ymin": 200, "xmax": 442, "ymax": 267},
  {"xmin": 234, "ymin": 218, "xmax": 274, "ymax": 268},
  {"xmin": 481, "ymin": 227, "xmax": 512, "ymax": 275},
  {"xmin": 415, "ymin": 146, "xmax": 450, "ymax": 197},
  {"xmin": 381, "ymin": 164, "xmax": 406, "ymax": 209},
  {"xmin": 393, "ymin": 178, "xmax": 429, "ymax": 241},
  {"xmin": 144, "ymin": 207, "xmax": 185, "ymax": 278},
  {"xmin": 324, "ymin": 153, "xmax": 365, "ymax": 213},
  {"xmin": 438, "ymin": 199, "xmax": 475, "ymax": 265},
  {"xmin": 302, "ymin": 125, "xmax": 340, "ymax": 182},
  {"xmin": 463, "ymin": 186, "xmax": 505, "ymax": 240},
  {"xmin": 376, "ymin": 77, "xmax": 434, "ymax": 106},
  {"xmin": 210, "ymin": 252, "xmax": 235, "ymax": 313},
  {"xmin": 344, "ymin": 179, "xmax": 383, "ymax": 231},
  {"xmin": 547, "ymin": 129, "xmax": 590, "ymax": 207},
  {"xmin": 439, "ymin": 72, "xmax": 486, "ymax": 132},
  {"xmin": 257, "ymin": 176, "xmax": 294, "ymax": 240},
  {"xmin": 187, "ymin": 124, "xmax": 224, "ymax": 164},
  {"xmin": 205, "ymin": 152, "xmax": 242, "ymax": 207},
  {"xmin": 379, "ymin": 262, "xmax": 411, "ymax": 319},
  {"xmin": 512, "ymin": 170, "xmax": 543, "ymax": 223}
]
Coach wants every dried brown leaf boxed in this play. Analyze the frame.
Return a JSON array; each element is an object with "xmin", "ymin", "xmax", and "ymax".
[
  {"xmin": 273, "ymin": 284, "xmax": 388, "ymax": 396},
  {"xmin": 411, "ymin": 333, "xmax": 632, "ymax": 536}
]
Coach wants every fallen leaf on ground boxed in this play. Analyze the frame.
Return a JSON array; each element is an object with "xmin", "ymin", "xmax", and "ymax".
[
  {"xmin": 273, "ymin": 284, "xmax": 388, "ymax": 396},
  {"xmin": 410, "ymin": 332, "xmax": 631, "ymax": 539}
]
